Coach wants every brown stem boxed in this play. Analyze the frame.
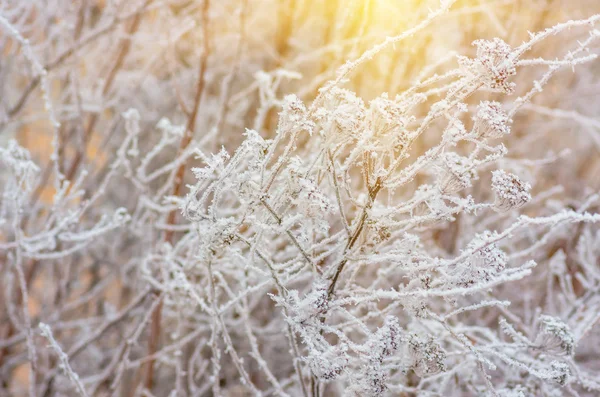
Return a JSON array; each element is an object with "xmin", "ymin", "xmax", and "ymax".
[
  {"xmin": 0, "ymin": 258, "xmax": 38, "ymax": 387},
  {"xmin": 65, "ymin": 3, "xmax": 148, "ymax": 182},
  {"xmin": 327, "ymin": 177, "xmax": 383, "ymax": 299},
  {"xmin": 163, "ymin": 0, "xmax": 211, "ymax": 245},
  {"xmin": 142, "ymin": 0, "xmax": 211, "ymax": 392}
]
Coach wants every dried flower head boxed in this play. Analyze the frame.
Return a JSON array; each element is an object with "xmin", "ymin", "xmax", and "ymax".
[
  {"xmin": 353, "ymin": 317, "xmax": 403, "ymax": 396},
  {"xmin": 444, "ymin": 118, "xmax": 468, "ymax": 143},
  {"xmin": 474, "ymin": 101, "xmax": 512, "ymax": 139},
  {"xmin": 459, "ymin": 38, "xmax": 516, "ymax": 93},
  {"xmin": 491, "ymin": 170, "xmax": 532, "ymax": 212},
  {"xmin": 403, "ymin": 296, "xmax": 429, "ymax": 318},
  {"xmin": 0, "ymin": 140, "xmax": 40, "ymax": 193},
  {"xmin": 367, "ymin": 218, "xmax": 392, "ymax": 244},
  {"xmin": 298, "ymin": 282, "xmax": 330, "ymax": 319},
  {"xmin": 406, "ymin": 333, "xmax": 447, "ymax": 377},
  {"xmin": 278, "ymin": 94, "xmax": 315, "ymax": 135},
  {"xmin": 307, "ymin": 345, "xmax": 349, "ymax": 380},
  {"xmin": 321, "ymin": 87, "xmax": 366, "ymax": 137},
  {"xmin": 438, "ymin": 152, "xmax": 477, "ymax": 193},
  {"xmin": 356, "ymin": 364, "xmax": 388, "ymax": 397},
  {"xmin": 536, "ymin": 315, "xmax": 575, "ymax": 356},
  {"xmin": 548, "ymin": 361, "xmax": 571, "ymax": 386},
  {"xmin": 455, "ymin": 231, "xmax": 508, "ymax": 286},
  {"xmin": 369, "ymin": 316, "xmax": 402, "ymax": 361},
  {"xmin": 368, "ymin": 93, "xmax": 407, "ymax": 137}
]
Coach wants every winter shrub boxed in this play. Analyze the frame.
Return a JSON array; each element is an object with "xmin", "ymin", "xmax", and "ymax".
[{"xmin": 2, "ymin": 1, "xmax": 600, "ymax": 396}]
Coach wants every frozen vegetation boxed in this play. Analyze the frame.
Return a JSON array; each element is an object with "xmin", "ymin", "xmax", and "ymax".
[{"xmin": 2, "ymin": 1, "xmax": 600, "ymax": 396}]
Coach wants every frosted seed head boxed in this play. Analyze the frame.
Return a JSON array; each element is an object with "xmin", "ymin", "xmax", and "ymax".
[
  {"xmin": 368, "ymin": 316, "xmax": 402, "ymax": 362},
  {"xmin": 278, "ymin": 94, "xmax": 315, "ymax": 135},
  {"xmin": 474, "ymin": 101, "xmax": 512, "ymax": 139},
  {"xmin": 368, "ymin": 93, "xmax": 407, "ymax": 137},
  {"xmin": 459, "ymin": 38, "xmax": 516, "ymax": 93},
  {"xmin": 306, "ymin": 345, "xmax": 348, "ymax": 380},
  {"xmin": 406, "ymin": 334, "xmax": 447, "ymax": 377},
  {"xmin": 536, "ymin": 315, "xmax": 575, "ymax": 356},
  {"xmin": 0, "ymin": 140, "xmax": 40, "ymax": 193},
  {"xmin": 455, "ymin": 231, "xmax": 507, "ymax": 286},
  {"xmin": 548, "ymin": 361, "xmax": 571, "ymax": 386},
  {"xmin": 438, "ymin": 152, "xmax": 476, "ymax": 193},
  {"xmin": 367, "ymin": 219, "xmax": 391, "ymax": 244},
  {"xmin": 322, "ymin": 87, "xmax": 366, "ymax": 138},
  {"xmin": 491, "ymin": 170, "xmax": 532, "ymax": 212}
]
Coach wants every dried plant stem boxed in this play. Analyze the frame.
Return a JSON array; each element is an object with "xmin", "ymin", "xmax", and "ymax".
[{"xmin": 142, "ymin": 0, "xmax": 212, "ymax": 392}]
